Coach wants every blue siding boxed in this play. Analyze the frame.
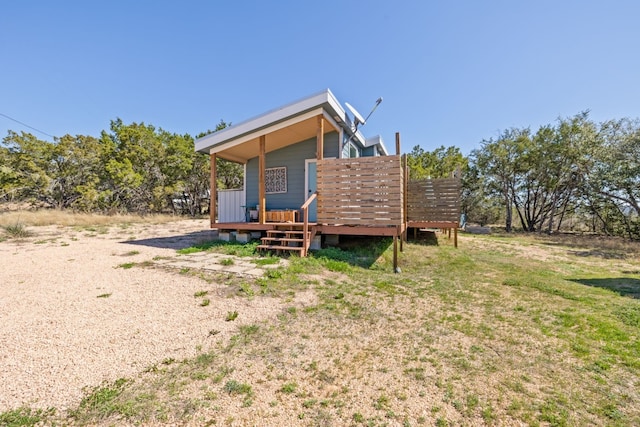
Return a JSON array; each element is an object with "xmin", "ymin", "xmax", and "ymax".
[
  {"xmin": 362, "ymin": 146, "xmax": 375, "ymax": 156},
  {"xmin": 246, "ymin": 131, "xmax": 339, "ymax": 210}
]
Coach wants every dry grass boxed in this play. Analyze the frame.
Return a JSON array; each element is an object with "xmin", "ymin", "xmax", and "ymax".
[
  {"xmin": 0, "ymin": 209, "xmax": 183, "ymax": 228},
  {"xmin": 489, "ymin": 230, "xmax": 640, "ymax": 255}
]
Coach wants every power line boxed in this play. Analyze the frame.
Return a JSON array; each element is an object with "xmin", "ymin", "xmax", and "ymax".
[{"xmin": 0, "ymin": 112, "xmax": 55, "ymax": 138}]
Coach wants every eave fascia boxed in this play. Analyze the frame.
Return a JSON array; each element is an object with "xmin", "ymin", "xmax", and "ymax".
[{"xmin": 195, "ymin": 89, "xmax": 346, "ymax": 153}]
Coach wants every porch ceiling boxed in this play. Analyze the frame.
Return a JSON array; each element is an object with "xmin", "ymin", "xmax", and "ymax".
[{"xmin": 213, "ymin": 115, "xmax": 338, "ymax": 163}]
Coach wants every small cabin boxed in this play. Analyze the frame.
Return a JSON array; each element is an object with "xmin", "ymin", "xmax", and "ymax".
[{"xmin": 195, "ymin": 89, "xmax": 461, "ymax": 270}]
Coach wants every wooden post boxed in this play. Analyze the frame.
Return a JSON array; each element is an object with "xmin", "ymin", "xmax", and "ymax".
[
  {"xmin": 393, "ymin": 233, "xmax": 399, "ymax": 273},
  {"xmin": 454, "ymin": 227, "xmax": 458, "ymax": 248},
  {"xmin": 402, "ymin": 153, "xmax": 408, "ymax": 248},
  {"xmin": 259, "ymin": 135, "xmax": 266, "ymax": 224},
  {"xmin": 317, "ymin": 115, "xmax": 324, "ymax": 160},
  {"xmin": 210, "ymin": 153, "xmax": 217, "ymax": 227},
  {"xmin": 395, "ymin": 132, "xmax": 400, "ymax": 156}
]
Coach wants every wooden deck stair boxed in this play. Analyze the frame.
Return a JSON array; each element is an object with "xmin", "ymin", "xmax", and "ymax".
[{"xmin": 257, "ymin": 223, "xmax": 316, "ymax": 255}]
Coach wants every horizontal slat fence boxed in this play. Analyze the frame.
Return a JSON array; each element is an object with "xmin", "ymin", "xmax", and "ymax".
[
  {"xmin": 317, "ymin": 156, "xmax": 403, "ymax": 226},
  {"xmin": 407, "ymin": 177, "xmax": 461, "ymax": 222}
]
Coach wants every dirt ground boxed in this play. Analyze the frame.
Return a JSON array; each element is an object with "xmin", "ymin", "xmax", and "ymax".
[{"xmin": 0, "ymin": 219, "xmax": 292, "ymax": 412}]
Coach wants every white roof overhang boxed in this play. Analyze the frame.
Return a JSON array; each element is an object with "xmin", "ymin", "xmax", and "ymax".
[{"xmin": 195, "ymin": 89, "xmax": 346, "ymax": 163}]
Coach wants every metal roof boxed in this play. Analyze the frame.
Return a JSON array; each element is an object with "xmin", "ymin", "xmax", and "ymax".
[{"xmin": 194, "ymin": 89, "xmax": 388, "ymax": 162}]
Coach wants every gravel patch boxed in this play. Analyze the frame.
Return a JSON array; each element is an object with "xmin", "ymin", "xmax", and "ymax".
[{"xmin": 0, "ymin": 219, "xmax": 283, "ymax": 411}]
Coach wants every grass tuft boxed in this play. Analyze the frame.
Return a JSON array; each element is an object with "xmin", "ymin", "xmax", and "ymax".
[
  {"xmin": 2, "ymin": 222, "xmax": 32, "ymax": 238},
  {"xmin": 280, "ymin": 382, "xmax": 297, "ymax": 394},
  {"xmin": 117, "ymin": 262, "xmax": 135, "ymax": 269},
  {"xmin": 0, "ymin": 407, "xmax": 54, "ymax": 427},
  {"xmin": 73, "ymin": 378, "xmax": 133, "ymax": 421}
]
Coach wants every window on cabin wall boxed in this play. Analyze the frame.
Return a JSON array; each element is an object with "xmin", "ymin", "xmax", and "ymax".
[
  {"xmin": 341, "ymin": 138, "xmax": 361, "ymax": 159},
  {"xmin": 265, "ymin": 167, "xmax": 287, "ymax": 194}
]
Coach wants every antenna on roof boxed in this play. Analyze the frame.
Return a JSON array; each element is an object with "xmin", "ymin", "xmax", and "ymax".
[
  {"xmin": 344, "ymin": 97, "xmax": 383, "ymax": 132},
  {"xmin": 342, "ymin": 97, "xmax": 383, "ymax": 150}
]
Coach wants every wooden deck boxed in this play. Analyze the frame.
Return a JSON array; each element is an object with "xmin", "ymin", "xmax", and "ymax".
[
  {"xmin": 212, "ymin": 222, "xmax": 402, "ymax": 236},
  {"xmin": 211, "ymin": 154, "xmax": 462, "ymax": 268},
  {"xmin": 212, "ymin": 222, "xmax": 315, "ymax": 231}
]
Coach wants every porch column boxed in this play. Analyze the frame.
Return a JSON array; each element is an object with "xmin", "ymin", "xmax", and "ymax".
[
  {"xmin": 316, "ymin": 115, "xmax": 324, "ymax": 160},
  {"xmin": 259, "ymin": 135, "xmax": 266, "ymax": 224},
  {"xmin": 210, "ymin": 153, "xmax": 217, "ymax": 227}
]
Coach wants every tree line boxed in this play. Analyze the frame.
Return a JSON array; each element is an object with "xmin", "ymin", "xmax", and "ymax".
[
  {"xmin": 404, "ymin": 111, "xmax": 639, "ymax": 239},
  {"xmin": 0, "ymin": 119, "xmax": 241, "ymax": 215},
  {"xmin": 465, "ymin": 112, "xmax": 640, "ymax": 239},
  {"xmin": 2, "ymin": 113, "xmax": 638, "ymax": 239}
]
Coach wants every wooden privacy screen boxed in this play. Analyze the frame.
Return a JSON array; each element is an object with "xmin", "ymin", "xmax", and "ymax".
[
  {"xmin": 317, "ymin": 156, "xmax": 403, "ymax": 226},
  {"xmin": 407, "ymin": 177, "xmax": 461, "ymax": 223}
]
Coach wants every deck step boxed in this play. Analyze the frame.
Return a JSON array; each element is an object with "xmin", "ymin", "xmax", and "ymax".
[
  {"xmin": 257, "ymin": 245, "xmax": 304, "ymax": 252},
  {"xmin": 264, "ymin": 231, "xmax": 306, "ymax": 236},
  {"xmin": 257, "ymin": 222, "xmax": 317, "ymax": 255},
  {"xmin": 266, "ymin": 231, "xmax": 309, "ymax": 238},
  {"xmin": 261, "ymin": 237, "xmax": 305, "ymax": 244}
]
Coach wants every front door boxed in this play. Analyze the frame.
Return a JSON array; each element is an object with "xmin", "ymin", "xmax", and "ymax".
[{"xmin": 305, "ymin": 159, "xmax": 317, "ymax": 222}]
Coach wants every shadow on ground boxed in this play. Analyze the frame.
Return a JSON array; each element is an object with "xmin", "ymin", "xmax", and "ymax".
[
  {"xmin": 571, "ymin": 277, "xmax": 640, "ymax": 299},
  {"xmin": 318, "ymin": 235, "xmax": 394, "ymax": 269},
  {"xmin": 123, "ymin": 230, "xmax": 219, "ymax": 250},
  {"xmin": 406, "ymin": 229, "xmax": 440, "ymax": 246}
]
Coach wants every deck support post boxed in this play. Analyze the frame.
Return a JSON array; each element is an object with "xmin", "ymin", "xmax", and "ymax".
[
  {"xmin": 393, "ymin": 233, "xmax": 399, "ymax": 273},
  {"xmin": 210, "ymin": 153, "xmax": 217, "ymax": 227},
  {"xmin": 259, "ymin": 135, "xmax": 266, "ymax": 224},
  {"xmin": 402, "ymin": 152, "xmax": 408, "ymax": 249},
  {"xmin": 316, "ymin": 115, "xmax": 324, "ymax": 160}
]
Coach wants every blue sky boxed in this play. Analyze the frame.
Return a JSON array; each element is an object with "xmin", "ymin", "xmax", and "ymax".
[{"xmin": 2, "ymin": 1, "xmax": 639, "ymax": 155}]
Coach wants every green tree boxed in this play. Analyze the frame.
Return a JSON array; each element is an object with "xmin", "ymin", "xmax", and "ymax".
[
  {"xmin": 407, "ymin": 145, "xmax": 466, "ymax": 179},
  {"xmin": 585, "ymin": 118, "xmax": 640, "ymax": 238},
  {"xmin": 45, "ymin": 134, "xmax": 106, "ymax": 209},
  {"xmin": 100, "ymin": 119, "xmax": 196, "ymax": 213},
  {"xmin": 514, "ymin": 114, "xmax": 595, "ymax": 232},
  {"xmin": 471, "ymin": 128, "xmax": 529, "ymax": 232},
  {"xmin": 0, "ymin": 131, "xmax": 52, "ymax": 204}
]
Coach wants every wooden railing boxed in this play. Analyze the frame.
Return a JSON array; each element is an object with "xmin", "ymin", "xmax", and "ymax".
[{"xmin": 300, "ymin": 192, "xmax": 317, "ymax": 256}]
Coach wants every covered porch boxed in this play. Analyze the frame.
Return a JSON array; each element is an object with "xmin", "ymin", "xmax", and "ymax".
[{"xmin": 208, "ymin": 111, "xmax": 337, "ymax": 227}]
